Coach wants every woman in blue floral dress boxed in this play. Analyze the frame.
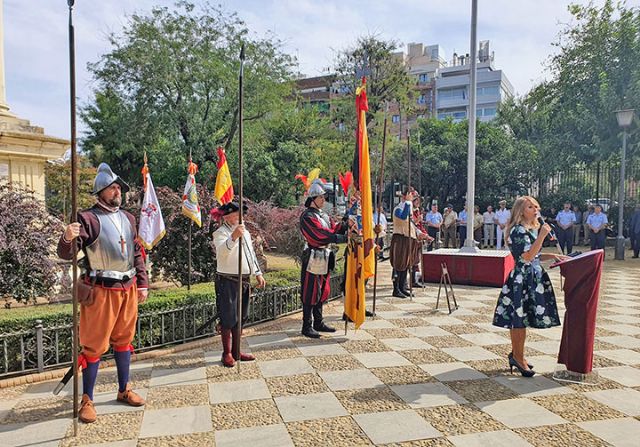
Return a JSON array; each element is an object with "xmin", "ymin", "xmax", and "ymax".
[{"xmin": 493, "ymin": 196, "xmax": 567, "ymax": 377}]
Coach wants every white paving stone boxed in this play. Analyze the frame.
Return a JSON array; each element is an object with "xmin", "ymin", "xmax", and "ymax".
[
  {"xmin": 424, "ymin": 315, "xmax": 468, "ymax": 326},
  {"xmin": 328, "ymin": 329, "xmax": 375, "ymax": 341},
  {"xmin": 149, "ymin": 367, "xmax": 207, "ymax": 387},
  {"xmin": 442, "ymin": 346, "xmax": 501, "ymax": 361},
  {"xmin": 596, "ymin": 366, "xmax": 640, "ymax": 387},
  {"xmin": 360, "ymin": 319, "xmax": 397, "ymax": 329},
  {"xmin": 258, "ymin": 358, "xmax": 313, "ymax": 378},
  {"xmin": 93, "ymin": 388, "xmax": 149, "ymax": 414},
  {"xmin": 353, "ymin": 351, "xmax": 413, "ymax": 368},
  {"xmin": 0, "ymin": 418, "xmax": 72, "ymax": 447},
  {"xmin": 599, "ymin": 335, "xmax": 640, "ymax": 349},
  {"xmin": 458, "ymin": 332, "xmax": 510, "ymax": 346},
  {"xmin": 420, "ymin": 362, "xmax": 488, "ymax": 382},
  {"xmin": 274, "ymin": 392, "xmax": 347, "ymax": 422},
  {"xmin": 215, "ymin": 423, "xmax": 293, "ymax": 447},
  {"xmin": 594, "ymin": 349, "xmax": 640, "ymax": 365},
  {"xmin": 404, "ymin": 326, "xmax": 452, "ymax": 337},
  {"xmin": 584, "ymin": 388, "xmax": 640, "ymax": 416},
  {"xmin": 578, "ymin": 418, "xmax": 640, "ymax": 447},
  {"xmin": 390, "ymin": 382, "xmax": 467, "ymax": 408},
  {"xmin": 319, "ymin": 369, "xmax": 384, "ymax": 391},
  {"xmin": 380, "ymin": 337, "xmax": 435, "ymax": 351},
  {"xmin": 209, "ymin": 379, "xmax": 271, "ymax": 403},
  {"xmin": 602, "ymin": 314, "xmax": 640, "ymax": 324},
  {"xmin": 493, "ymin": 375, "xmax": 574, "ymax": 397},
  {"xmin": 448, "ymin": 429, "xmax": 533, "ymax": 447},
  {"xmin": 523, "ymin": 355, "xmax": 561, "ymax": 374},
  {"xmin": 526, "ymin": 340, "xmax": 561, "ymax": 355},
  {"xmin": 246, "ymin": 333, "xmax": 294, "ymax": 348},
  {"xmin": 353, "ymin": 409, "xmax": 441, "ymax": 444},
  {"xmin": 476, "ymin": 398, "xmax": 566, "ymax": 428},
  {"xmin": 139, "ymin": 405, "xmax": 213, "ymax": 438},
  {"xmin": 599, "ymin": 324, "xmax": 640, "ymax": 336}
]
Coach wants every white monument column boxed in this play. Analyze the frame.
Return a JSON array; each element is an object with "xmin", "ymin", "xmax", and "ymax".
[{"xmin": 0, "ymin": 0, "xmax": 10, "ymax": 115}]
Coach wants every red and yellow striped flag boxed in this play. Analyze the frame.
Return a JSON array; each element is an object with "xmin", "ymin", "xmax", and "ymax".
[
  {"xmin": 214, "ymin": 147, "xmax": 234, "ymax": 205},
  {"xmin": 344, "ymin": 78, "xmax": 376, "ymax": 329}
]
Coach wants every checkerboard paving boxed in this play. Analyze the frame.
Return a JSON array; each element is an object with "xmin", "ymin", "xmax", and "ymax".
[{"xmin": 2, "ymin": 256, "xmax": 640, "ymax": 446}]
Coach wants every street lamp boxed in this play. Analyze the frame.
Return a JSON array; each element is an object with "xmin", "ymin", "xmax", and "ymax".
[{"xmin": 614, "ymin": 108, "xmax": 635, "ymax": 260}]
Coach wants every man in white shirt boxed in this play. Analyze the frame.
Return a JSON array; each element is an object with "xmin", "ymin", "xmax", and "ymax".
[
  {"xmin": 482, "ymin": 205, "xmax": 496, "ymax": 248},
  {"xmin": 494, "ymin": 200, "xmax": 511, "ymax": 249},
  {"xmin": 212, "ymin": 202, "xmax": 266, "ymax": 367}
]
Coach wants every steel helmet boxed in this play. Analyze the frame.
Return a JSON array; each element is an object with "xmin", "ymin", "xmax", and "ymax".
[{"xmin": 92, "ymin": 163, "xmax": 130, "ymax": 195}]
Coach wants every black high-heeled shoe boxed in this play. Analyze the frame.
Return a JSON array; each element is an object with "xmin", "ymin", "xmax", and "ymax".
[
  {"xmin": 509, "ymin": 352, "xmax": 533, "ymax": 369},
  {"xmin": 509, "ymin": 355, "xmax": 535, "ymax": 377}
]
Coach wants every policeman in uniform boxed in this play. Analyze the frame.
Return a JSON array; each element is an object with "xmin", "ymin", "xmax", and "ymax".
[
  {"xmin": 58, "ymin": 163, "xmax": 147, "ymax": 423},
  {"xmin": 555, "ymin": 202, "xmax": 577, "ymax": 254},
  {"xmin": 424, "ymin": 203, "xmax": 443, "ymax": 252},
  {"xmin": 587, "ymin": 204, "xmax": 608, "ymax": 251}
]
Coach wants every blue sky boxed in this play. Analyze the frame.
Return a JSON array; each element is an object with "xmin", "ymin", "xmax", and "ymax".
[{"xmin": 3, "ymin": 0, "xmax": 628, "ymax": 140}]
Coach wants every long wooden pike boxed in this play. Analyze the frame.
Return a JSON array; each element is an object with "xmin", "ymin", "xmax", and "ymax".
[
  {"xmin": 371, "ymin": 105, "xmax": 388, "ymax": 318},
  {"xmin": 67, "ymin": 0, "xmax": 79, "ymax": 436},
  {"xmin": 233, "ymin": 43, "xmax": 245, "ymax": 373}
]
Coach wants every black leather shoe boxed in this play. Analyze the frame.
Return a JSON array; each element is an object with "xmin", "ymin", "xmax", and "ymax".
[
  {"xmin": 392, "ymin": 290, "xmax": 409, "ymax": 298},
  {"xmin": 302, "ymin": 326, "xmax": 321, "ymax": 338},
  {"xmin": 313, "ymin": 322, "xmax": 336, "ymax": 333}
]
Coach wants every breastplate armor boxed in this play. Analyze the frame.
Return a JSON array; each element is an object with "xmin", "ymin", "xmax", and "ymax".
[{"xmin": 85, "ymin": 210, "xmax": 135, "ymax": 272}]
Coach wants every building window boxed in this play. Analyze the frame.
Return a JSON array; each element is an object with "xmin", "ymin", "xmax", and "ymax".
[
  {"xmin": 477, "ymin": 86, "xmax": 499, "ymax": 96},
  {"xmin": 438, "ymin": 110, "xmax": 467, "ymax": 121},
  {"xmin": 439, "ymin": 88, "xmax": 466, "ymax": 100},
  {"xmin": 418, "ymin": 73, "xmax": 429, "ymax": 84},
  {"xmin": 476, "ymin": 107, "xmax": 497, "ymax": 117},
  {"xmin": 417, "ymin": 94, "xmax": 427, "ymax": 105},
  {"xmin": 0, "ymin": 163, "xmax": 8, "ymax": 181},
  {"xmin": 392, "ymin": 115, "xmax": 401, "ymax": 123}
]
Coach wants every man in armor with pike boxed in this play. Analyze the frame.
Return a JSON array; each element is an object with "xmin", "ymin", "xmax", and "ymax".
[{"xmin": 57, "ymin": 163, "xmax": 147, "ymax": 423}]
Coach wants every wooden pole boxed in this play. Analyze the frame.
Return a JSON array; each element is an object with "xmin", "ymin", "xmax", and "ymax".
[
  {"xmin": 67, "ymin": 0, "xmax": 79, "ymax": 436},
  {"xmin": 188, "ymin": 221, "xmax": 192, "ymax": 290},
  {"xmin": 372, "ymin": 105, "xmax": 388, "ymax": 318},
  {"xmin": 233, "ymin": 44, "xmax": 245, "ymax": 372}
]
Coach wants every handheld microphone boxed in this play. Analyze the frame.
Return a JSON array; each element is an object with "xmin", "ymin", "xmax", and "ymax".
[{"xmin": 538, "ymin": 216, "xmax": 563, "ymax": 255}]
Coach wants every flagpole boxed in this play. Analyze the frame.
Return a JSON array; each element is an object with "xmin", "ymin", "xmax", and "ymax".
[
  {"xmin": 67, "ymin": 0, "xmax": 79, "ymax": 436},
  {"xmin": 407, "ymin": 127, "xmax": 411, "ymax": 188},
  {"xmin": 372, "ymin": 105, "xmax": 388, "ymax": 318},
  {"xmin": 188, "ymin": 148, "xmax": 193, "ymax": 291},
  {"xmin": 234, "ymin": 43, "xmax": 245, "ymax": 372}
]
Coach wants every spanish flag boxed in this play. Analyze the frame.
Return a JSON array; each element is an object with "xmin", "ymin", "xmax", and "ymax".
[
  {"xmin": 214, "ymin": 147, "xmax": 234, "ymax": 205},
  {"xmin": 182, "ymin": 160, "xmax": 202, "ymax": 227},
  {"xmin": 344, "ymin": 78, "xmax": 376, "ymax": 329}
]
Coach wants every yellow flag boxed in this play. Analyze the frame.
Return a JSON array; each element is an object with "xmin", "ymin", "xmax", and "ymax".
[{"xmin": 214, "ymin": 147, "xmax": 234, "ymax": 204}]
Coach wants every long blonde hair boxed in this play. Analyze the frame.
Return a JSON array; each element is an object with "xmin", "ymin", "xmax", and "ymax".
[{"xmin": 505, "ymin": 196, "xmax": 541, "ymax": 238}]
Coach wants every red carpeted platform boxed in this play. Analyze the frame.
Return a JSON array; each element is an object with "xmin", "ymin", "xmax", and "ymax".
[{"xmin": 422, "ymin": 248, "xmax": 515, "ymax": 287}]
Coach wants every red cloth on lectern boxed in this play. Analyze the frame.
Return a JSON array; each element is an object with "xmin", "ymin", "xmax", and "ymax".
[{"xmin": 556, "ymin": 250, "xmax": 604, "ymax": 374}]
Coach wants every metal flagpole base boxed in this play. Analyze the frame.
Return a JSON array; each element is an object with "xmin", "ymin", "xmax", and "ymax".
[
  {"xmin": 459, "ymin": 245, "xmax": 480, "ymax": 254},
  {"xmin": 552, "ymin": 365, "xmax": 599, "ymax": 385}
]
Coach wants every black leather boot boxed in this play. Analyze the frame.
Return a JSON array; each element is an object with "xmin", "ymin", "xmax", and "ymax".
[
  {"xmin": 399, "ymin": 270, "xmax": 414, "ymax": 297},
  {"xmin": 313, "ymin": 303, "xmax": 336, "ymax": 332},
  {"xmin": 301, "ymin": 304, "xmax": 320, "ymax": 338},
  {"xmin": 393, "ymin": 271, "xmax": 409, "ymax": 298}
]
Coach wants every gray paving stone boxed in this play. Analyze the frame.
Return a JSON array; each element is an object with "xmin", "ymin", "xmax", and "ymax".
[
  {"xmin": 319, "ymin": 368, "xmax": 384, "ymax": 391},
  {"xmin": 215, "ymin": 423, "xmax": 294, "ymax": 447},
  {"xmin": 493, "ymin": 375, "xmax": 574, "ymax": 397},
  {"xmin": 476, "ymin": 398, "xmax": 566, "ymax": 428},
  {"xmin": 390, "ymin": 382, "xmax": 467, "ymax": 408},
  {"xmin": 0, "ymin": 418, "xmax": 72, "ymax": 447},
  {"xmin": 420, "ymin": 362, "xmax": 488, "ymax": 381},
  {"xmin": 448, "ymin": 429, "xmax": 533, "ymax": 447},
  {"xmin": 209, "ymin": 379, "xmax": 271, "ymax": 403},
  {"xmin": 594, "ymin": 349, "xmax": 640, "ymax": 365},
  {"xmin": 584, "ymin": 388, "xmax": 640, "ymax": 416},
  {"xmin": 353, "ymin": 351, "xmax": 413, "ymax": 368},
  {"xmin": 353, "ymin": 409, "xmax": 441, "ymax": 444},
  {"xmin": 246, "ymin": 333, "xmax": 294, "ymax": 348},
  {"xmin": 578, "ymin": 418, "xmax": 640, "ymax": 447},
  {"xmin": 274, "ymin": 392, "xmax": 348, "ymax": 422},
  {"xmin": 442, "ymin": 346, "xmax": 501, "ymax": 361},
  {"xmin": 258, "ymin": 357, "xmax": 313, "ymax": 378},
  {"xmin": 149, "ymin": 367, "xmax": 207, "ymax": 387},
  {"xmin": 139, "ymin": 405, "xmax": 213, "ymax": 438}
]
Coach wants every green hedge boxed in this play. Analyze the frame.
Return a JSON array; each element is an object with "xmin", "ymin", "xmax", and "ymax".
[{"xmin": 0, "ymin": 268, "xmax": 301, "ymax": 334}]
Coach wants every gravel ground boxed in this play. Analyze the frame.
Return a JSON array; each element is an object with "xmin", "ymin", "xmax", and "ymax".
[
  {"xmin": 438, "ymin": 324, "xmax": 486, "ymax": 335},
  {"xmin": 334, "ymin": 387, "xmax": 410, "ymax": 414},
  {"xmin": 446, "ymin": 379, "xmax": 519, "ymax": 402},
  {"xmin": 365, "ymin": 328, "xmax": 412, "ymax": 339},
  {"xmin": 514, "ymin": 423, "xmax": 611, "ymax": 447},
  {"xmin": 531, "ymin": 394, "xmax": 626, "ymax": 422},
  {"xmin": 266, "ymin": 373, "xmax": 329, "ymax": 396},
  {"xmin": 253, "ymin": 346, "xmax": 303, "ymax": 361},
  {"xmin": 210, "ymin": 399, "xmax": 282, "ymax": 430},
  {"xmin": 137, "ymin": 432, "xmax": 216, "ymax": 446},
  {"xmin": 60, "ymin": 412, "xmax": 143, "ymax": 446},
  {"xmin": 421, "ymin": 336, "xmax": 474, "ymax": 348},
  {"xmin": 417, "ymin": 404, "xmax": 506, "ymax": 436},
  {"xmin": 388, "ymin": 318, "xmax": 432, "ymax": 328},
  {"xmin": 145, "ymin": 384, "xmax": 209, "ymax": 410},
  {"xmin": 379, "ymin": 439, "xmax": 454, "ymax": 447},
  {"xmin": 94, "ymin": 371, "xmax": 150, "ymax": 394},
  {"xmin": 400, "ymin": 349, "xmax": 457, "ymax": 364},
  {"xmin": 206, "ymin": 362, "xmax": 262, "ymax": 382},
  {"xmin": 307, "ymin": 355, "xmax": 365, "ymax": 371},
  {"xmin": 286, "ymin": 416, "xmax": 372, "ymax": 446},
  {"xmin": 340, "ymin": 340, "xmax": 390, "ymax": 353},
  {"xmin": 371, "ymin": 366, "xmax": 436, "ymax": 386}
]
